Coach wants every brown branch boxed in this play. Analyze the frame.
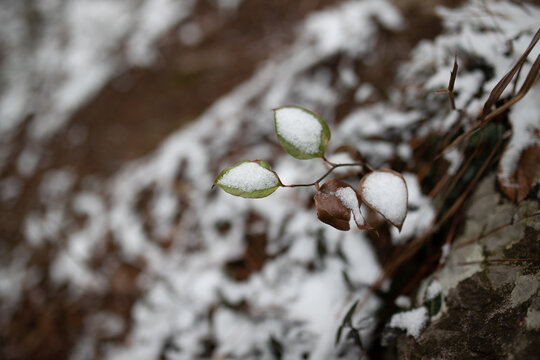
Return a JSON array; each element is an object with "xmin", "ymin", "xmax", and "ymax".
[
  {"xmin": 448, "ymin": 54, "xmax": 458, "ymax": 110},
  {"xmin": 435, "ymin": 54, "xmax": 459, "ymax": 111}
]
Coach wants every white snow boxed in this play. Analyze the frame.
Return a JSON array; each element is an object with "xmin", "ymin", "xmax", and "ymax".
[
  {"xmin": 339, "ymin": 65, "xmax": 359, "ymax": 88},
  {"xmin": 389, "ymin": 307, "xmax": 429, "ymax": 339},
  {"xmin": 303, "ymin": 0, "xmax": 403, "ymax": 57},
  {"xmin": 391, "ymin": 173, "xmax": 435, "ymax": 244},
  {"xmin": 444, "ymin": 148, "xmax": 463, "ymax": 175},
  {"xmin": 17, "ymin": 147, "xmax": 40, "ymax": 177},
  {"xmin": 39, "ymin": 169, "xmax": 76, "ymax": 203},
  {"xmin": 5, "ymin": 0, "xmax": 540, "ymax": 359},
  {"xmin": 0, "ymin": 0, "xmax": 198, "ymax": 176},
  {"xmin": 395, "ymin": 295, "xmax": 412, "ymax": 309},
  {"xmin": 361, "ymin": 171, "xmax": 408, "ymax": 227},
  {"xmin": 355, "ymin": 83, "xmax": 375, "ymax": 102},
  {"xmin": 335, "ymin": 186, "xmax": 365, "ymax": 227},
  {"xmin": 217, "ymin": 162, "xmax": 279, "ymax": 192},
  {"xmin": 426, "ymin": 280, "xmax": 442, "ymax": 301},
  {"xmin": 274, "ymin": 107, "xmax": 323, "ymax": 155},
  {"xmin": 440, "ymin": 243, "xmax": 451, "ymax": 264}
]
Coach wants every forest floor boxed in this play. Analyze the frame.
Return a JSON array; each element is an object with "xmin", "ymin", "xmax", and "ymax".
[{"xmin": 0, "ymin": 1, "xmax": 539, "ymax": 359}]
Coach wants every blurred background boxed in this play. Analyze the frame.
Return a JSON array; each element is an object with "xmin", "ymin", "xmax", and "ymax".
[{"xmin": 1, "ymin": 1, "xmax": 538, "ymax": 359}]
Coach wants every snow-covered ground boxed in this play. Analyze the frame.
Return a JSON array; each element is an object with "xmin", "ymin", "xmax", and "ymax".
[{"xmin": 1, "ymin": 0, "xmax": 539, "ymax": 359}]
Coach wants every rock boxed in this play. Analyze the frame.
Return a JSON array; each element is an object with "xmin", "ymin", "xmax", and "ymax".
[{"xmin": 396, "ymin": 174, "xmax": 540, "ymax": 359}]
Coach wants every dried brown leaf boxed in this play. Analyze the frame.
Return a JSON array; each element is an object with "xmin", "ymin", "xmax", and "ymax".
[
  {"xmin": 314, "ymin": 178, "xmax": 367, "ymax": 231},
  {"xmin": 498, "ymin": 143, "xmax": 540, "ymax": 202}
]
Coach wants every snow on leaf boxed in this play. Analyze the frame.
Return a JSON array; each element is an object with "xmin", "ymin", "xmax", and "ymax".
[
  {"xmin": 359, "ymin": 170, "xmax": 408, "ymax": 231},
  {"xmin": 335, "ymin": 187, "xmax": 366, "ymax": 229},
  {"xmin": 215, "ymin": 160, "xmax": 280, "ymax": 198},
  {"xmin": 314, "ymin": 178, "xmax": 367, "ymax": 231},
  {"xmin": 273, "ymin": 106, "xmax": 331, "ymax": 159},
  {"xmin": 425, "ymin": 280, "xmax": 442, "ymax": 301}
]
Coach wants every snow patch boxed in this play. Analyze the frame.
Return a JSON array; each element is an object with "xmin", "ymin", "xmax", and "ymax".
[
  {"xmin": 389, "ymin": 307, "xmax": 428, "ymax": 339},
  {"xmin": 391, "ymin": 173, "xmax": 435, "ymax": 244},
  {"xmin": 395, "ymin": 295, "xmax": 412, "ymax": 309},
  {"xmin": 426, "ymin": 280, "xmax": 442, "ymax": 301}
]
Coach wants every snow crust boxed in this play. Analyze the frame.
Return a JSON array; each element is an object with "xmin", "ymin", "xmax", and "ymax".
[
  {"xmin": 389, "ymin": 307, "xmax": 429, "ymax": 339},
  {"xmin": 361, "ymin": 171, "xmax": 408, "ymax": 227},
  {"xmin": 275, "ymin": 107, "xmax": 323, "ymax": 155},
  {"xmin": 218, "ymin": 162, "xmax": 279, "ymax": 192}
]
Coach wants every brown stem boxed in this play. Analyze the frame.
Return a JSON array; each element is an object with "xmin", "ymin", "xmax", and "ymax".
[
  {"xmin": 458, "ymin": 258, "xmax": 538, "ymax": 266},
  {"xmin": 281, "ymin": 161, "xmax": 367, "ymax": 188}
]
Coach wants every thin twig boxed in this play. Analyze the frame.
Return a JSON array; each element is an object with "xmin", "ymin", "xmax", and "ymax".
[
  {"xmin": 434, "ymin": 144, "xmax": 480, "ymax": 219},
  {"xmin": 281, "ymin": 162, "xmax": 366, "ymax": 188},
  {"xmin": 448, "ymin": 54, "xmax": 458, "ymax": 111},
  {"xmin": 434, "ymin": 137, "xmax": 501, "ymax": 229},
  {"xmin": 458, "ymin": 258, "xmax": 538, "ymax": 266},
  {"xmin": 455, "ymin": 211, "xmax": 540, "ymax": 249}
]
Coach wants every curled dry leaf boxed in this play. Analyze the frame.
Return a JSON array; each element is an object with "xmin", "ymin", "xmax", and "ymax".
[
  {"xmin": 359, "ymin": 169, "xmax": 408, "ymax": 231},
  {"xmin": 497, "ymin": 143, "xmax": 540, "ymax": 202},
  {"xmin": 314, "ymin": 178, "xmax": 368, "ymax": 231}
]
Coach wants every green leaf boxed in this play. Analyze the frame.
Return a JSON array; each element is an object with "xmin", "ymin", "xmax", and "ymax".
[
  {"xmin": 342, "ymin": 300, "xmax": 359, "ymax": 327},
  {"xmin": 214, "ymin": 160, "xmax": 281, "ymax": 198},
  {"xmin": 335, "ymin": 325, "xmax": 344, "ymax": 346},
  {"xmin": 426, "ymin": 294, "xmax": 442, "ymax": 317},
  {"xmin": 273, "ymin": 106, "xmax": 331, "ymax": 159}
]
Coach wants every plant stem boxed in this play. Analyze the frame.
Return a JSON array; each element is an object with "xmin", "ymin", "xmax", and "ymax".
[
  {"xmin": 458, "ymin": 258, "xmax": 538, "ymax": 266},
  {"xmin": 281, "ymin": 161, "xmax": 366, "ymax": 188}
]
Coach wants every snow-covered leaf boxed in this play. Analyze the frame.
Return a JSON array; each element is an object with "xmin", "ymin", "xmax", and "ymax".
[
  {"xmin": 359, "ymin": 170, "xmax": 408, "ymax": 231},
  {"xmin": 314, "ymin": 178, "xmax": 368, "ymax": 231},
  {"xmin": 273, "ymin": 106, "xmax": 331, "ymax": 159},
  {"xmin": 215, "ymin": 160, "xmax": 281, "ymax": 198}
]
